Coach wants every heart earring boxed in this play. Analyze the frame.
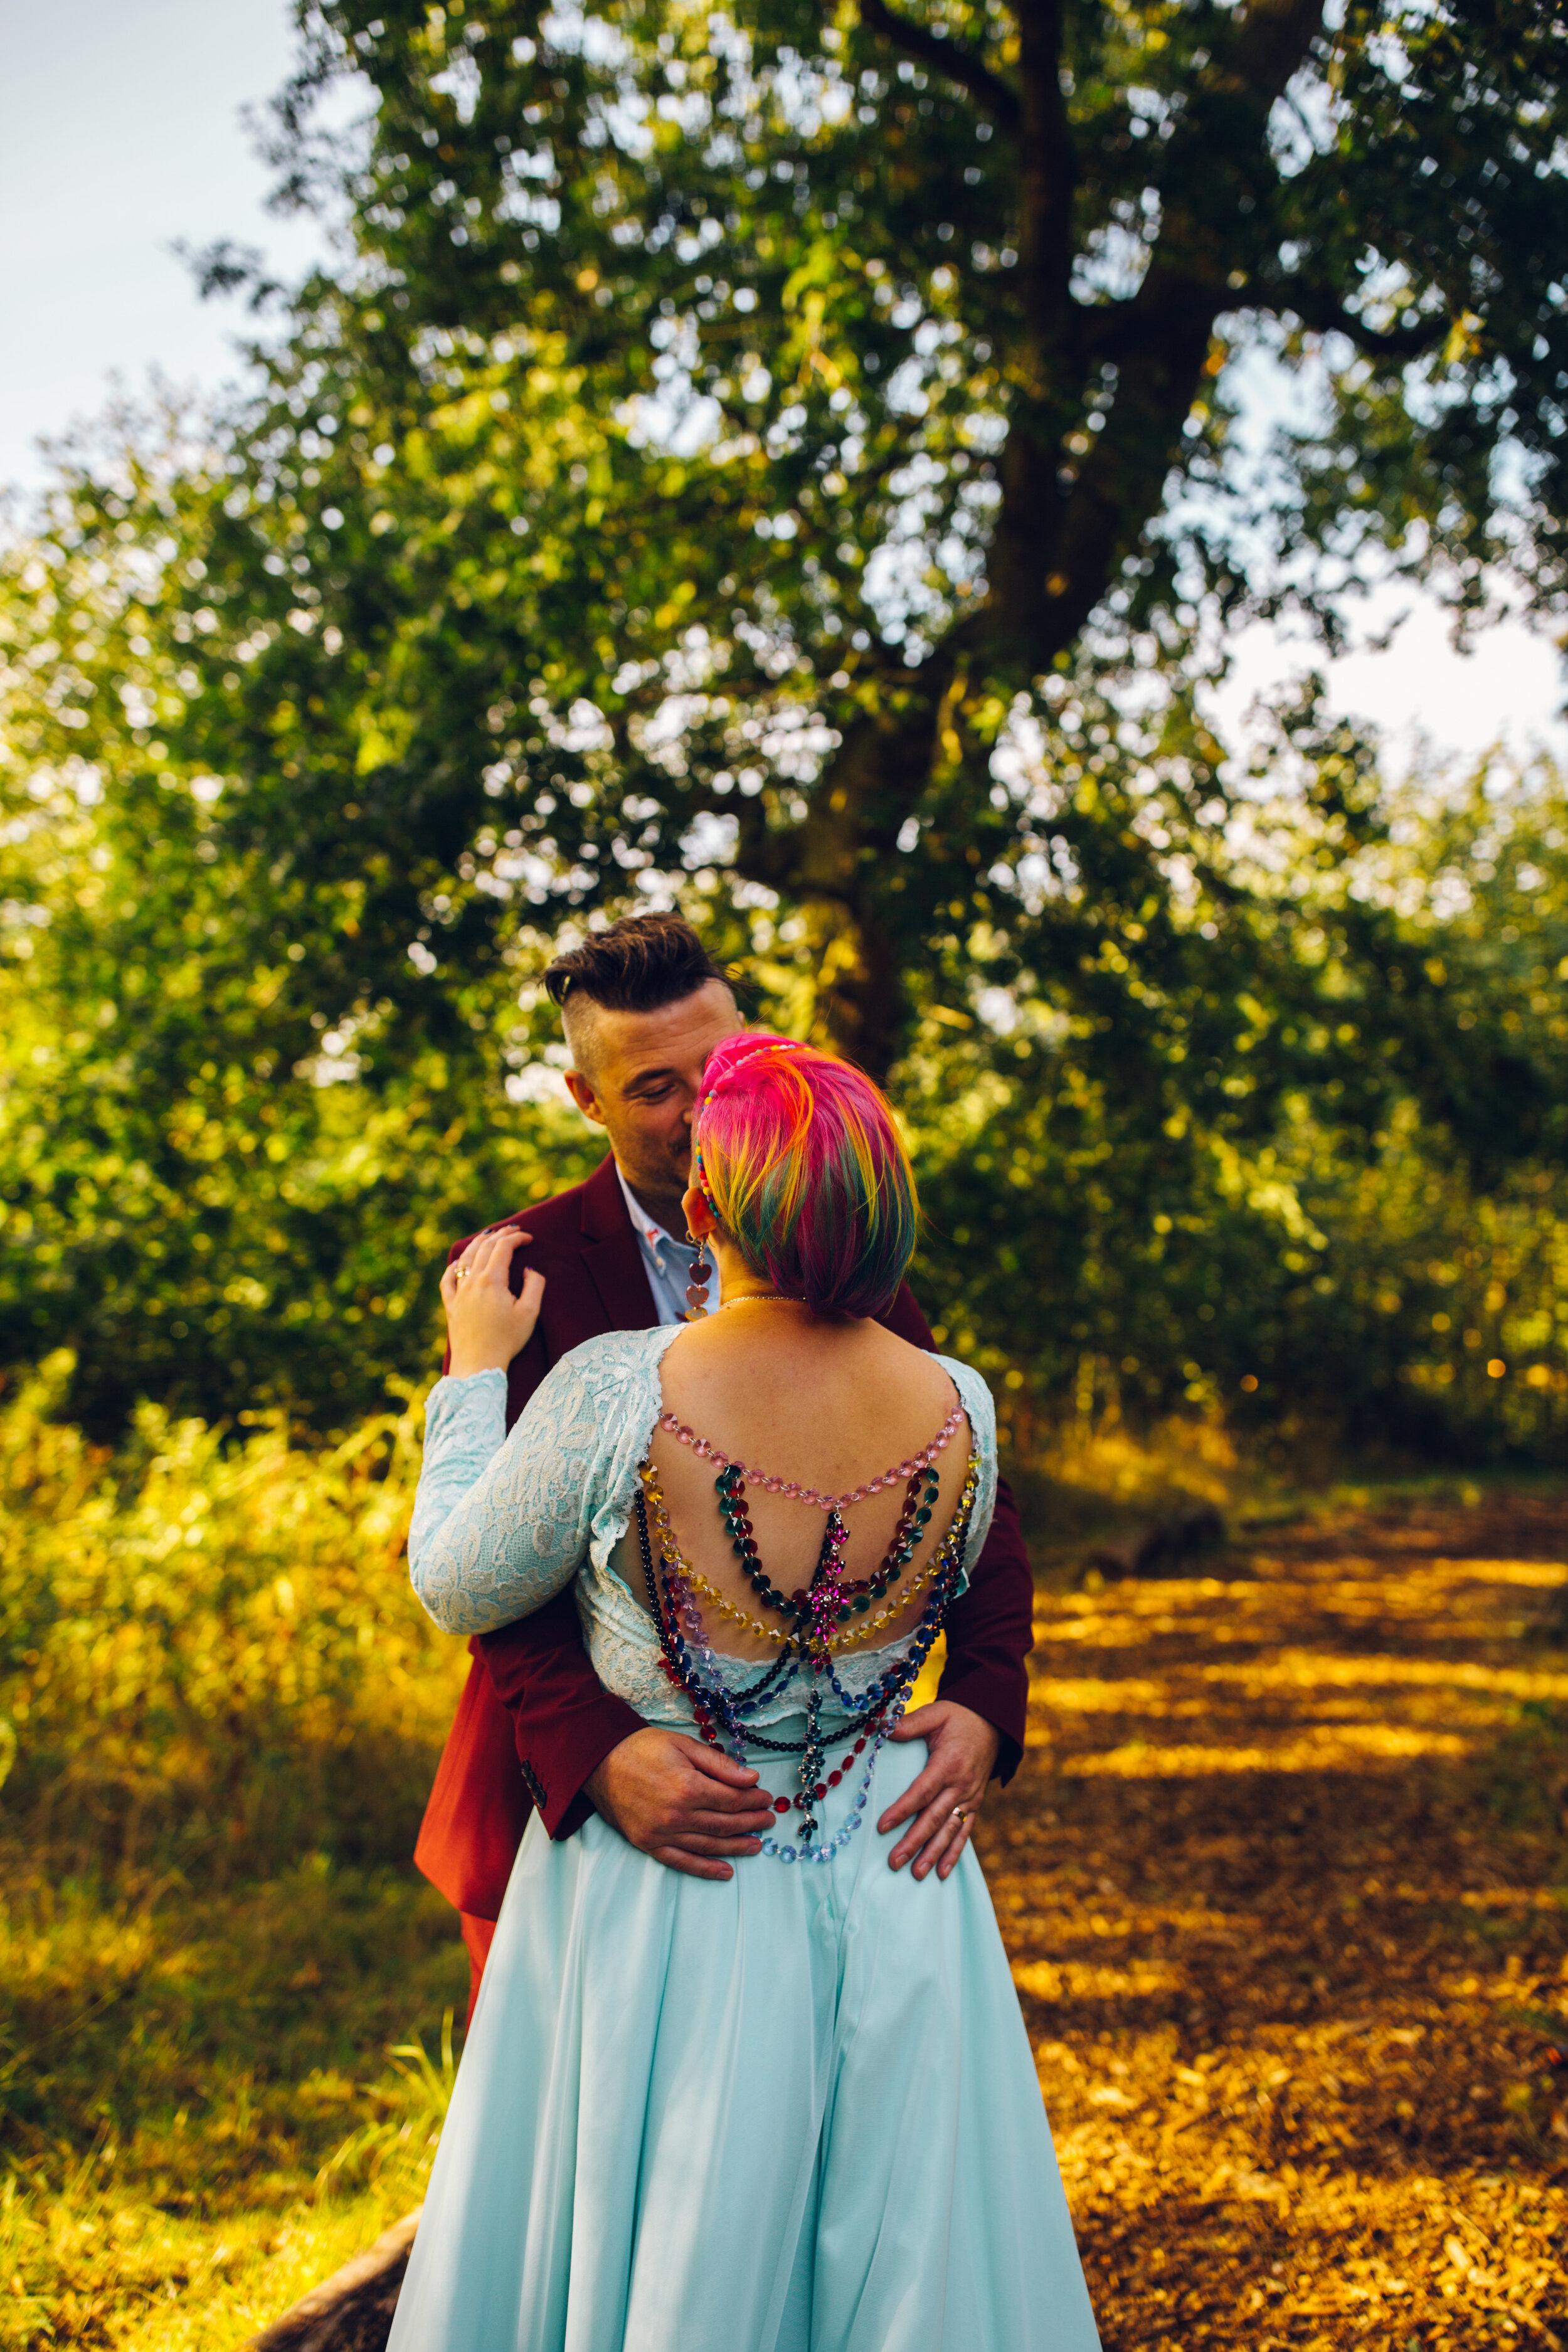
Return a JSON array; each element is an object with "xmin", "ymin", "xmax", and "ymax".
[
  {"xmin": 684, "ymin": 1233, "xmax": 709, "ymax": 1320},
  {"xmin": 686, "ymin": 1133, "xmax": 714, "ymax": 1320}
]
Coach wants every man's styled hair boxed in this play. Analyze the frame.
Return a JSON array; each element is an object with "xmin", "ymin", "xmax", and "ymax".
[
  {"xmin": 543, "ymin": 913, "xmax": 728, "ymax": 1014},
  {"xmin": 543, "ymin": 914, "xmax": 733, "ymax": 1067}
]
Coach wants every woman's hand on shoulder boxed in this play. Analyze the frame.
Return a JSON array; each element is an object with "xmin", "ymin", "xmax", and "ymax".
[{"xmin": 441, "ymin": 1227, "xmax": 545, "ymax": 1378}]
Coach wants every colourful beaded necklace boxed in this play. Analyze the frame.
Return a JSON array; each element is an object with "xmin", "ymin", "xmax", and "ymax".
[
  {"xmin": 639, "ymin": 1468, "xmax": 950, "ymax": 1650},
  {"xmin": 662, "ymin": 1538, "xmax": 948, "ymax": 1651},
  {"xmin": 633, "ymin": 1450, "xmax": 978, "ymax": 1863}
]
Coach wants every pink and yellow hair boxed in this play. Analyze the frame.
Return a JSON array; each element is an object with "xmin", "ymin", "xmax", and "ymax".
[{"xmin": 692, "ymin": 1033, "xmax": 919, "ymax": 1318}]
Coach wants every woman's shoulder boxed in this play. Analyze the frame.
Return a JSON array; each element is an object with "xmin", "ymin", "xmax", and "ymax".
[
  {"xmin": 548, "ymin": 1323, "xmax": 681, "ymax": 1393},
  {"xmin": 521, "ymin": 1327, "xmax": 676, "ymax": 1464},
  {"xmin": 933, "ymin": 1352, "xmax": 997, "ymax": 1441}
]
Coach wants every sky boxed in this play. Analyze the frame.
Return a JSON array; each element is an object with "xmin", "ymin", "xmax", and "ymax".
[
  {"xmin": 0, "ymin": 0, "xmax": 330, "ymax": 494},
  {"xmin": 2, "ymin": 0, "xmax": 1564, "ymax": 780}
]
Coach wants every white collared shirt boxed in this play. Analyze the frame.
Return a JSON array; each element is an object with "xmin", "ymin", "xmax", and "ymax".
[{"xmin": 615, "ymin": 1163, "xmax": 714, "ymax": 1326}]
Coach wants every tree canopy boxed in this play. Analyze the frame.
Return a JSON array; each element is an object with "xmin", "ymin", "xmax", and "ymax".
[
  {"xmin": 1, "ymin": 0, "xmax": 1566, "ymax": 1447},
  {"xmin": 171, "ymin": 0, "xmax": 1568, "ymax": 1070}
]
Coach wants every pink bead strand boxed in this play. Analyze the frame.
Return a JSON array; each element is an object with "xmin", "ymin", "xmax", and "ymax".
[{"xmin": 656, "ymin": 1391, "xmax": 965, "ymax": 1511}]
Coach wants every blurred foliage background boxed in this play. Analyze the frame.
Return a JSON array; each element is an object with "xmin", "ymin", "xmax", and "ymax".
[
  {"xmin": 6, "ymin": 512, "xmax": 1567, "ymax": 1456},
  {"xmin": 2, "ymin": 0, "xmax": 1565, "ymax": 1458}
]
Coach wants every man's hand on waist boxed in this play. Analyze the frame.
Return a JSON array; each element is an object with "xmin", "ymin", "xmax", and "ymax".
[{"xmin": 585, "ymin": 1729, "xmax": 775, "ymax": 1880}]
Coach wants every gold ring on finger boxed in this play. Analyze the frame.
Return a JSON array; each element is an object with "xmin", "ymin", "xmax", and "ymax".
[{"xmin": 950, "ymin": 1806, "xmax": 971, "ymax": 1822}]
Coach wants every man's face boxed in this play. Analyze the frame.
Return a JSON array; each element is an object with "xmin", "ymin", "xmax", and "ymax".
[{"xmin": 563, "ymin": 980, "xmax": 739, "ymax": 1205}]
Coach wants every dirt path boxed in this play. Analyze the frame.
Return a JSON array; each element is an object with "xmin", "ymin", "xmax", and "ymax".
[{"xmin": 978, "ymin": 1491, "xmax": 1568, "ymax": 2350}]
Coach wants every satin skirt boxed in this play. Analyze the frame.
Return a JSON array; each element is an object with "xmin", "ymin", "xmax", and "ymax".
[{"xmin": 388, "ymin": 1729, "xmax": 1100, "ymax": 2352}]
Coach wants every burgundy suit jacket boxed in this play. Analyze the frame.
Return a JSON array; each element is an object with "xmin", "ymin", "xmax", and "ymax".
[{"xmin": 413, "ymin": 1152, "xmax": 1036, "ymax": 1921}]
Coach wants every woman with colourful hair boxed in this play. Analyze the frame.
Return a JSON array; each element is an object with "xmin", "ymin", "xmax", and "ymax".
[{"xmin": 391, "ymin": 1034, "xmax": 1099, "ymax": 2352}]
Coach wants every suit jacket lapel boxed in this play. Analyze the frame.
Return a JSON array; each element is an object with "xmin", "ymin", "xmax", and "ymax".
[{"xmin": 579, "ymin": 1153, "xmax": 660, "ymax": 1335}]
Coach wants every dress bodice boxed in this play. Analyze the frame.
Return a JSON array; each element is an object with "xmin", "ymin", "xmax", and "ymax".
[{"xmin": 409, "ymin": 1325, "xmax": 998, "ymax": 1731}]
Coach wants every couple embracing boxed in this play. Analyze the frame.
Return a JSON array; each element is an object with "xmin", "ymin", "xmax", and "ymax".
[{"xmin": 393, "ymin": 913, "xmax": 1099, "ymax": 2351}]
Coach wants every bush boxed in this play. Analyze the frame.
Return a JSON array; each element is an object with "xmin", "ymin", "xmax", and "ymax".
[{"xmin": 0, "ymin": 1353, "xmax": 464, "ymax": 1887}]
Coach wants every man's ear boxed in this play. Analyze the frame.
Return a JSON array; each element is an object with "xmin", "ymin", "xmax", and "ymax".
[{"xmin": 564, "ymin": 1069, "xmax": 605, "ymax": 1126}]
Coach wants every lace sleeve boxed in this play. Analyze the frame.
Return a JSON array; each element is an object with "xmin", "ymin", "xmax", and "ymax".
[
  {"xmin": 408, "ymin": 1348, "xmax": 617, "ymax": 1636},
  {"xmin": 408, "ymin": 1370, "xmax": 509, "ymax": 1576}
]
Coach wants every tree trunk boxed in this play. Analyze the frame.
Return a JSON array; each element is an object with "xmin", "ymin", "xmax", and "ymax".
[{"xmin": 243, "ymin": 2211, "xmax": 419, "ymax": 2352}]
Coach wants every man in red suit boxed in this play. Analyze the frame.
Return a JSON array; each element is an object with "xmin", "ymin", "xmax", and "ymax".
[{"xmin": 414, "ymin": 914, "xmax": 1036, "ymax": 2016}]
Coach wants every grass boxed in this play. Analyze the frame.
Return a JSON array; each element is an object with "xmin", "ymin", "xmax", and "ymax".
[
  {"xmin": 0, "ymin": 1860, "xmax": 465, "ymax": 2348},
  {"xmin": 0, "ymin": 1357, "xmax": 470, "ymax": 2346}
]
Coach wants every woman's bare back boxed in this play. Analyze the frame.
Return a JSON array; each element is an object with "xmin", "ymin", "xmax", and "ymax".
[{"xmin": 627, "ymin": 1311, "xmax": 971, "ymax": 1661}]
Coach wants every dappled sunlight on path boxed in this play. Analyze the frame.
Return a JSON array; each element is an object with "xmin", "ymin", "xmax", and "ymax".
[{"xmin": 979, "ymin": 1491, "xmax": 1568, "ymax": 2350}]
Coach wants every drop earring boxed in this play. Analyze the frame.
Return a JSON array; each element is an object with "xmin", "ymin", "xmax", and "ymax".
[
  {"xmin": 686, "ymin": 1136, "xmax": 712, "ymax": 1319},
  {"xmin": 684, "ymin": 1231, "xmax": 709, "ymax": 1320},
  {"xmin": 681, "ymin": 1124, "xmax": 714, "ymax": 1317}
]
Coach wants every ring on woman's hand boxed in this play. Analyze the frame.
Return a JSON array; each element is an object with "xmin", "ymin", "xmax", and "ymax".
[
  {"xmin": 950, "ymin": 1806, "xmax": 972, "ymax": 1823},
  {"xmin": 455, "ymin": 1268, "xmax": 469, "ymax": 1281}
]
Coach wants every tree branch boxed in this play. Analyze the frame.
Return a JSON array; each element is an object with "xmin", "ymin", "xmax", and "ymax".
[
  {"xmin": 1222, "ymin": 0, "xmax": 1330, "ymax": 100},
  {"xmin": 986, "ymin": 0, "xmax": 1330, "ymax": 657},
  {"xmin": 1275, "ymin": 283, "xmax": 1450, "ymax": 363},
  {"xmin": 856, "ymin": 0, "xmax": 1022, "ymax": 137},
  {"xmin": 971, "ymin": 0, "xmax": 1076, "ymax": 637},
  {"xmin": 1075, "ymin": 272, "xmax": 1444, "ymax": 375}
]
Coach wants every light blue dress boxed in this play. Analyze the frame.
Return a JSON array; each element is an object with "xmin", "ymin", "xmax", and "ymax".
[{"xmin": 390, "ymin": 1327, "xmax": 1099, "ymax": 2352}]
